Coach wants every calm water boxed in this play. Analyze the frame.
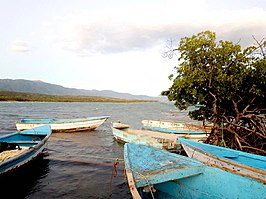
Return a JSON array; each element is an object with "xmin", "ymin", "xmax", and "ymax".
[{"xmin": 0, "ymin": 102, "xmax": 193, "ymax": 199}]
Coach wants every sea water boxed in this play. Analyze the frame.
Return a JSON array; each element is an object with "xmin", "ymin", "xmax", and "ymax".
[{"xmin": 0, "ymin": 102, "xmax": 192, "ymax": 198}]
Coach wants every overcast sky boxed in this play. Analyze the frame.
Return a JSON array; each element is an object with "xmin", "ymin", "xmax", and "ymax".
[{"xmin": 1, "ymin": 0, "xmax": 265, "ymax": 96}]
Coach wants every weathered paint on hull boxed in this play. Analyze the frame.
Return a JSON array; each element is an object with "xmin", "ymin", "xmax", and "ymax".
[
  {"xmin": 142, "ymin": 120, "xmax": 211, "ymax": 136},
  {"xmin": 124, "ymin": 143, "xmax": 266, "ymax": 199},
  {"xmin": 180, "ymin": 139, "xmax": 266, "ymax": 184},
  {"xmin": 16, "ymin": 117, "xmax": 109, "ymax": 133},
  {"xmin": 112, "ymin": 127, "xmax": 181, "ymax": 150},
  {"xmin": 0, "ymin": 125, "xmax": 51, "ymax": 175},
  {"xmin": 0, "ymin": 143, "xmax": 46, "ymax": 174}
]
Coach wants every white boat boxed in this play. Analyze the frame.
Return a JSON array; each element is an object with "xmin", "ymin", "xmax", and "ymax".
[
  {"xmin": 112, "ymin": 122, "xmax": 130, "ymax": 129},
  {"xmin": 142, "ymin": 119, "xmax": 211, "ymax": 142},
  {"xmin": 16, "ymin": 116, "xmax": 109, "ymax": 133}
]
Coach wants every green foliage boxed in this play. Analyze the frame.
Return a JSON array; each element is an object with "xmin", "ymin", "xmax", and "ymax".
[
  {"xmin": 163, "ymin": 31, "xmax": 266, "ymax": 154},
  {"xmin": 164, "ymin": 31, "xmax": 265, "ymax": 122}
]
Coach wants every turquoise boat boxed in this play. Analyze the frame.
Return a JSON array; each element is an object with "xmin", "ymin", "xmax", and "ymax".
[
  {"xmin": 179, "ymin": 138, "xmax": 266, "ymax": 184},
  {"xmin": 0, "ymin": 125, "xmax": 51, "ymax": 175},
  {"xmin": 111, "ymin": 123, "xmax": 181, "ymax": 150},
  {"xmin": 124, "ymin": 143, "xmax": 266, "ymax": 199}
]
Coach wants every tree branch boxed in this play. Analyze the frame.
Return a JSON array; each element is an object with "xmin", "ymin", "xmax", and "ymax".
[
  {"xmin": 252, "ymin": 35, "xmax": 265, "ymax": 56},
  {"xmin": 242, "ymin": 145, "xmax": 266, "ymax": 155}
]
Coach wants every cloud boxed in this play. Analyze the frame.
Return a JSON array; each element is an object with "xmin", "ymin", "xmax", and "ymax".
[
  {"xmin": 44, "ymin": 2, "xmax": 266, "ymax": 56},
  {"xmin": 10, "ymin": 40, "xmax": 30, "ymax": 52}
]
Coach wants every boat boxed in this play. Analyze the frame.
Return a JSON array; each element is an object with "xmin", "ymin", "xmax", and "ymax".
[
  {"xmin": 111, "ymin": 122, "xmax": 181, "ymax": 150},
  {"xmin": 16, "ymin": 116, "xmax": 110, "ymax": 133},
  {"xmin": 112, "ymin": 122, "xmax": 211, "ymax": 150},
  {"xmin": 124, "ymin": 143, "xmax": 266, "ymax": 199},
  {"xmin": 142, "ymin": 119, "xmax": 211, "ymax": 142},
  {"xmin": 0, "ymin": 125, "xmax": 51, "ymax": 175},
  {"xmin": 112, "ymin": 122, "xmax": 130, "ymax": 129},
  {"xmin": 179, "ymin": 138, "xmax": 266, "ymax": 184}
]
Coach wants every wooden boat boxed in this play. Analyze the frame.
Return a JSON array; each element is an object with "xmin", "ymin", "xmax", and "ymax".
[
  {"xmin": 0, "ymin": 125, "xmax": 51, "ymax": 175},
  {"xmin": 124, "ymin": 143, "xmax": 266, "ymax": 199},
  {"xmin": 111, "ymin": 122, "xmax": 181, "ymax": 150},
  {"xmin": 112, "ymin": 122, "xmax": 211, "ymax": 150},
  {"xmin": 142, "ymin": 120, "xmax": 212, "ymax": 140},
  {"xmin": 179, "ymin": 138, "xmax": 266, "ymax": 184},
  {"xmin": 112, "ymin": 122, "xmax": 130, "ymax": 129},
  {"xmin": 16, "ymin": 116, "xmax": 109, "ymax": 133}
]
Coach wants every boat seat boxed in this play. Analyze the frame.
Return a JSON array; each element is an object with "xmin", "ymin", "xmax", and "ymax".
[{"xmin": 135, "ymin": 165, "xmax": 205, "ymax": 188}]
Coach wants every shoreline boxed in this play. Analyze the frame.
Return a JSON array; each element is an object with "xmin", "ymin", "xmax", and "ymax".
[{"xmin": 0, "ymin": 91, "xmax": 158, "ymax": 103}]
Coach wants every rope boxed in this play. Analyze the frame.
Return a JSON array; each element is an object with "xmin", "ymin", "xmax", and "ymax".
[
  {"xmin": 108, "ymin": 159, "xmax": 120, "ymax": 198},
  {"xmin": 45, "ymin": 148, "xmax": 124, "ymax": 197},
  {"xmin": 112, "ymin": 160, "xmax": 119, "ymax": 177},
  {"xmin": 32, "ymin": 127, "xmax": 38, "ymax": 135},
  {"xmin": 126, "ymin": 167, "xmax": 156, "ymax": 199}
]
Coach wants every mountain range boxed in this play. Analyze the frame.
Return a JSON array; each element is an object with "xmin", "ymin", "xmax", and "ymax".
[{"xmin": 0, "ymin": 79, "xmax": 165, "ymax": 101}]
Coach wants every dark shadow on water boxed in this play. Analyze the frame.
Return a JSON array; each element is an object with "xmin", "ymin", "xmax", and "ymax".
[{"xmin": 0, "ymin": 155, "xmax": 50, "ymax": 199}]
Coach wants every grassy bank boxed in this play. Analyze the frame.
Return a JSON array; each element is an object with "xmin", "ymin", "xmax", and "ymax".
[{"xmin": 0, "ymin": 91, "xmax": 158, "ymax": 103}]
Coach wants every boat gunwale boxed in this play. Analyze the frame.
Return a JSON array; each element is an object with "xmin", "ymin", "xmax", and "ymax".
[
  {"xmin": 16, "ymin": 116, "xmax": 109, "ymax": 125},
  {"xmin": 125, "ymin": 168, "xmax": 142, "ymax": 199},
  {"xmin": 111, "ymin": 126, "xmax": 179, "ymax": 149},
  {"xmin": 180, "ymin": 140, "xmax": 266, "ymax": 184},
  {"xmin": 0, "ymin": 143, "xmax": 39, "ymax": 166},
  {"xmin": 0, "ymin": 126, "xmax": 51, "ymax": 168},
  {"xmin": 142, "ymin": 119, "xmax": 213, "ymax": 128}
]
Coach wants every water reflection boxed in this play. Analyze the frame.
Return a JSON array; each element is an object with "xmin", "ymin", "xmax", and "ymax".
[{"xmin": 0, "ymin": 156, "xmax": 50, "ymax": 199}]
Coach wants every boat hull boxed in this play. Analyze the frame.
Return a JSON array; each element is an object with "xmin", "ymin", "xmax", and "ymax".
[
  {"xmin": 142, "ymin": 119, "xmax": 211, "ymax": 142},
  {"xmin": 112, "ymin": 121, "xmax": 210, "ymax": 150},
  {"xmin": 16, "ymin": 116, "xmax": 109, "ymax": 133},
  {"xmin": 0, "ymin": 125, "xmax": 51, "ymax": 175},
  {"xmin": 124, "ymin": 143, "xmax": 266, "ymax": 199},
  {"xmin": 112, "ymin": 126, "xmax": 181, "ymax": 150},
  {"xmin": 179, "ymin": 138, "xmax": 266, "ymax": 184},
  {"xmin": 0, "ymin": 143, "xmax": 46, "ymax": 174}
]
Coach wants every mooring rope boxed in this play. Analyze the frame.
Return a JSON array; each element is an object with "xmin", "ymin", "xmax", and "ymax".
[
  {"xmin": 108, "ymin": 158, "xmax": 120, "ymax": 198},
  {"xmin": 126, "ymin": 167, "xmax": 156, "ymax": 199},
  {"xmin": 45, "ymin": 147, "xmax": 124, "ymax": 198}
]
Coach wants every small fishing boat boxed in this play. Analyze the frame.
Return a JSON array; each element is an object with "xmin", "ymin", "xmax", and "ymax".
[
  {"xmin": 16, "ymin": 116, "xmax": 109, "ymax": 133},
  {"xmin": 179, "ymin": 138, "xmax": 266, "ymax": 184},
  {"xmin": 112, "ymin": 122, "xmax": 210, "ymax": 150},
  {"xmin": 112, "ymin": 122, "xmax": 130, "ymax": 129},
  {"xmin": 142, "ymin": 120, "xmax": 211, "ymax": 142},
  {"xmin": 111, "ymin": 119, "xmax": 206, "ymax": 150},
  {"xmin": 0, "ymin": 125, "xmax": 51, "ymax": 175},
  {"xmin": 124, "ymin": 143, "xmax": 266, "ymax": 199},
  {"xmin": 111, "ymin": 122, "xmax": 180, "ymax": 150}
]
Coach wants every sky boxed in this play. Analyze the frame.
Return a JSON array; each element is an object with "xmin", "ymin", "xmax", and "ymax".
[{"xmin": 0, "ymin": 0, "xmax": 266, "ymax": 96}]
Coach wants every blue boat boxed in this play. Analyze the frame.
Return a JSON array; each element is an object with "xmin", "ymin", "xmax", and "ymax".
[
  {"xmin": 111, "ymin": 122, "xmax": 181, "ymax": 150},
  {"xmin": 179, "ymin": 138, "xmax": 266, "ymax": 184},
  {"xmin": 124, "ymin": 143, "xmax": 266, "ymax": 199},
  {"xmin": 16, "ymin": 116, "xmax": 109, "ymax": 133},
  {"xmin": 0, "ymin": 125, "xmax": 51, "ymax": 175}
]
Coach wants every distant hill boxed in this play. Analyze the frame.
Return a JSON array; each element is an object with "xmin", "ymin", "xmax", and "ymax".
[{"xmin": 0, "ymin": 79, "xmax": 165, "ymax": 101}]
